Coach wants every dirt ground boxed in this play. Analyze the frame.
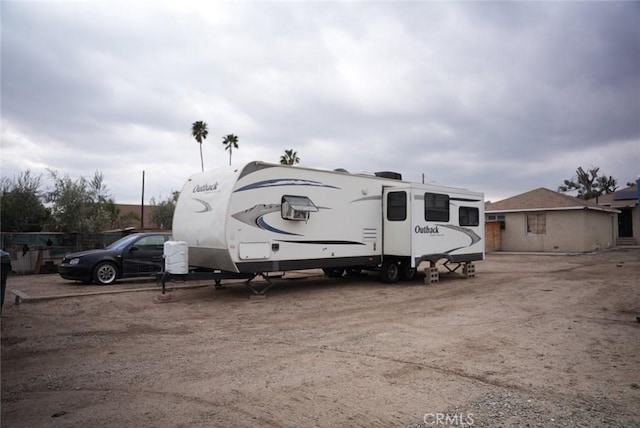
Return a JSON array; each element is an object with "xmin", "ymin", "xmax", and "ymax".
[{"xmin": 1, "ymin": 249, "xmax": 639, "ymax": 427}]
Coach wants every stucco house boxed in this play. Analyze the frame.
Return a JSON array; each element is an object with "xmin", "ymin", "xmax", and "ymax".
[
  {"xmin": 485, "ymin": 188, "xmax": 619, "ymax": 253},
  {"xmin": 592, "ymin": 183, "xmax": 639, "ymax": 246}
]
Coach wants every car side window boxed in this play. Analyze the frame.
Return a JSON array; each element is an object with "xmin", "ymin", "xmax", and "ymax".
[{"xmin": 135, "ymin": 235, "xmax": 165, "ymax": 250}]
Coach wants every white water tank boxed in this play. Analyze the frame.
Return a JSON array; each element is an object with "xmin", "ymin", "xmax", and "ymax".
[{"xmin": 164, "ymin": 241, "xmax": 189, "ymax": 274}]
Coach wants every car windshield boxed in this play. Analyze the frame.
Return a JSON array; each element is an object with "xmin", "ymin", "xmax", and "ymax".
[{"xmin": 105, "ymin": 234, "xmax": 146, "ymax": 251}]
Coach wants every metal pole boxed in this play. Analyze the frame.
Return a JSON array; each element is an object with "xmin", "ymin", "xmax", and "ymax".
[
  {"xmin": 141, "ymin": 170, "xmax": 145, "ymax": 229},
  {"xmin": 636, "ymin": 177, "xmax": 639, "ymax": 223}
]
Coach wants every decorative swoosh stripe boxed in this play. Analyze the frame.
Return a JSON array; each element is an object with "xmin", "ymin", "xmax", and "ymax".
[
  {"xmin": 276, "ymin": 240, "xmax": 365, "ymax": 245},
  {"xmin": 256, "ymin": 216, "xmax": 301, "ymax": 236},
  {"xmin": 350, "ymin": 195, "xmax": 381, "ymax": 203},
  {"xmin": 231, "ymin": 204, "xmax": 303, "ymax": 236},
  {"xmin": 444, "ymin": 246, "xmax": 467, "ymax": 254},
  {"xmin": 232, "ymin": 204, "xmax": 279, "ymax": 224},
  {"xmin": 450, "ymin": 197, "xmax": 482, "ymax": 202},
  {"xmin": 234, "ymin": 179, "xmax": 340, "ymax": 192},
  {"xmin": 440, "ymin": 224, "xmax": 482, "ymax": 246},
  {"xmin": 193, "ymin": 198, "xmax": 212, "ymax": 213}
]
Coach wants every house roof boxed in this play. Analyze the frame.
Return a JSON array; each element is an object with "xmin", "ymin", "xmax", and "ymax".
[
  {"xmin": 592, "ymin": 184, "xmax": 639, "ymax": 208},
  {"xmin": 116, "ymin": 204, "xmax": 159, "ymax": 229},
  {"xmin": 486, "ymin": 188, "xmax": 618, "ymax": 214}
]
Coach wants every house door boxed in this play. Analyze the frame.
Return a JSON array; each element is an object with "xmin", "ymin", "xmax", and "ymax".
[{"xmin": 618, "ymin": 208, "xmax": 633, "ymax": 238}]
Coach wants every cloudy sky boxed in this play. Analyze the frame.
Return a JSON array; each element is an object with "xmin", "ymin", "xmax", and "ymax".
[{"xmin": 2, "ymin": 1, "xmax": 639, "ymax": 204}]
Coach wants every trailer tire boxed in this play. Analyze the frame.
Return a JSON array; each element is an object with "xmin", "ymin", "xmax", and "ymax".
[
  {"xmin": 323, "ymin": 268, "xmax": 345, "ymax": 278},
  {"xmin": 346, "ymin": 267, "xmax": 362, "ymax": 276},
  {"xmin": 400, "ymin": 263, "xmax": 416, "ymax": 281},
  {"xmin": 381, "ymin": 260, "xmax": 400, "ymax": 283}
]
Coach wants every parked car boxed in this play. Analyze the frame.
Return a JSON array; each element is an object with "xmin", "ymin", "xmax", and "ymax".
[{"xmin": 58, "ymin": 233, "xmax": 172, "ymax": 285}]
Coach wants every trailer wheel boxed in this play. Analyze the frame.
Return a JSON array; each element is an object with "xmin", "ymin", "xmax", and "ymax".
[
  {"xmin": 322, "ymin": 268, "xmax": 344, "ymax": 278},
  {"xmin": 381, "ymin": 260, "xmax": 400, "ymax": 283},
  {"xmin": 346, "ymin": 267, "xmax": 362, "ymax": 276}
]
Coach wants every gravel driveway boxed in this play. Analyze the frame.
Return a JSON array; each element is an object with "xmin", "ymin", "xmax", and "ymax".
[{"xmin": 2, "ymin": 250, "xmax": 639, "ymax": 427}]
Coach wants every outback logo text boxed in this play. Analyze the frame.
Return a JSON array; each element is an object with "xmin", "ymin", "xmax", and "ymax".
[
  {"xmin": 193, "ymin": 183, "xmax": 218, "ymax": 193},
  {"xmin": 415, "ymin": 225, "xmax": 440, "ymax": 234}
]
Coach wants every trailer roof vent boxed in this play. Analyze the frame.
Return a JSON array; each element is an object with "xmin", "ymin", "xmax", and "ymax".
[
  {"xmin": 375, "ymin": 171, "xmax": 402, "ymax": 180},
  {"xmin": 281, "ymin": 195, "xmax": 318, "ymax": 221}
]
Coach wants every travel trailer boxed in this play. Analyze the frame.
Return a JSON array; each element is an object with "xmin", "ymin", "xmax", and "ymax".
[{"xmin": 171, "ymin": 161, "xmax": 484, "ymax": 284}]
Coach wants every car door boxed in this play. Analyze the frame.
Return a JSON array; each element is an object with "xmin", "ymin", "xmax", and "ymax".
[{"xmin": 122, "ymin": 235, "xmax": 167, "ymax": 277}]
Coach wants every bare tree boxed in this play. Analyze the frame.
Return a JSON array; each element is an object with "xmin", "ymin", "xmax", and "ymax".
[{"xmin": 558, "ymin": 166, "xmax": 618, "ymax": 199}]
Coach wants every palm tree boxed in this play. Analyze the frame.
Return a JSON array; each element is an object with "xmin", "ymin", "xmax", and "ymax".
[
  {"xmin": 280, "ymin": 149, "xmax": 300, "ymax": 165},
  {"xmin": 191, "ymin": 121, "xmax": 208, "ymax": 172},
  {"xmin": 222, "ymin": 134, "xmax": 239, "ymax": 166}
]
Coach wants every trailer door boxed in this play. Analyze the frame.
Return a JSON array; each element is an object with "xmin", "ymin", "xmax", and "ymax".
[{"xmin": 382, "ymin": 188, "xmax": 411, "ymax": 257}]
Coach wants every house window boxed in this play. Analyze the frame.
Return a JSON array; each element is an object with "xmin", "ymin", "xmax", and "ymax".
[
  {"xmin": 526, "ymin": 213, "xmax": 546, "ymax": 235},
  {"xmin": 387, "ymin": 191, "xmax": 407, "ymax": 221},
  {"xmin": 486, "ymin": 214, "xmax": 506, "ymax": 230},
  {"xmin": 281, "ymin": 195, "xmax": 318, "ymax": 221},
  {"xmin": 425, "ymin": 193, "xmax": 449, "ymax": 222},
  {"xmin": 459, "ymin": 207, "xmax": 479, "ymax": 226}
]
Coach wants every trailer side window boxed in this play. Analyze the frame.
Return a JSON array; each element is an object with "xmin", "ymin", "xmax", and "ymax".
[
  {"xmin": 459, "ymin": 207, "xmax": 479, "ymax": 226},
  {"xmin": 424, "ymin": 193, "xmax": 449, "ymax": 222},
  {"xmin": 281, "ymin": 195, "xmax": 318, "ymax": 221},
  {"xmin": 387, "ymin": 191, "xmax": 407, "ymax": 221}
]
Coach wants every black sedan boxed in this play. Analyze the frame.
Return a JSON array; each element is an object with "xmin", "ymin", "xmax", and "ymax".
[{"xmin": 58, "ymin": 233, "xmax": 172, "ymax": 285}]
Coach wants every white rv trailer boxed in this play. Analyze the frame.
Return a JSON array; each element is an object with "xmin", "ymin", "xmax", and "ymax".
[{"xmin": 172, "ymin": 161, "xmax": 484, "ymax": 283}]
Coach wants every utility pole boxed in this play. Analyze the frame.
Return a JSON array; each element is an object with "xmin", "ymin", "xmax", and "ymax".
[
  {"xmin": 141, "ymin": 170, "xmax": 145, "ymax": 229},
  {"xmin": 637, "ymin": 176, "xmax": 640, "ymax": 224}
]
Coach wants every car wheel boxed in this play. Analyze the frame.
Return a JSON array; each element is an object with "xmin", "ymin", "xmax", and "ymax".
[
  {"xmin": 381, "ymin": 260, "xmax": 400, "ymax": 283},
  {"xmin": 93, "ymin": 262, "xmax": 118, "ymax": 285}
]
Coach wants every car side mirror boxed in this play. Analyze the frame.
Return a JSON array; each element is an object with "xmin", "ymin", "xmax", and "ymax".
[{"xmin": 130, "ymin": 246, "xmax": 139, "ymax": 252}]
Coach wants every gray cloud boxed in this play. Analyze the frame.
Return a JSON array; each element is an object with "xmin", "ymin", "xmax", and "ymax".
[{"xmin": 1, "ymin": 1, "xmax": 638, "ymax": 204}]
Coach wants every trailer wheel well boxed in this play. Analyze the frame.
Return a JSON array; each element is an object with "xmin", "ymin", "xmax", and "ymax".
[{"xmin": 399, "ymin": 261, "xmax": 416, "ymax": 281}]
